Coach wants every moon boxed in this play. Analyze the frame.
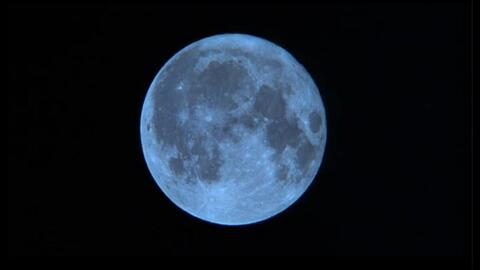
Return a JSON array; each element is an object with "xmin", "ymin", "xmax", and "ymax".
[{"xmin": 140, "ymin": 34, "xmax": 327, "ymax": 225}]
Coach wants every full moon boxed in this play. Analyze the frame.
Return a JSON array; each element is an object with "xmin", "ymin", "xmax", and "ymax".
[{"xmin": 140, "ymin": 34, "xmax": 327, "ymax": 225}]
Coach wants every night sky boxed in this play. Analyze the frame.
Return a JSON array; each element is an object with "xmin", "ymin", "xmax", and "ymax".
[{"xmin": 8, "ymin": 2, "xmax": 471, "ymax": 260}]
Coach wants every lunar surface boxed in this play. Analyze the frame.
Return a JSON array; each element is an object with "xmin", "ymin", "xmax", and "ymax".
[{"xmin": 140, "ymin": 34, "xmax": 327, "ymax": 225}]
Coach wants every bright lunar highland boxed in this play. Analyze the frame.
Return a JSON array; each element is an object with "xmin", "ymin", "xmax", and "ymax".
[{"xmin": 140, "ymin": 34, "xmax": 327, "ymax": 225}]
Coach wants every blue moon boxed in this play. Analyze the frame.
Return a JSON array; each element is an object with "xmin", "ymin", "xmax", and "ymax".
[{"xmin": 140, "ymin": 34, "xmax": 327, "ymax": 225}]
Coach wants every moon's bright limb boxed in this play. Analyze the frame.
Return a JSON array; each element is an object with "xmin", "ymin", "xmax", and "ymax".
[{"xmin": 140, "ymin": 34, "xmax": 327, "ymax": 225}]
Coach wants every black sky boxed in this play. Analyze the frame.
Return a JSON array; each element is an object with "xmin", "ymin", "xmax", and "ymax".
[{"xmin": 8, "ymin": 2, "xmax": 471, "ymax": 259}]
